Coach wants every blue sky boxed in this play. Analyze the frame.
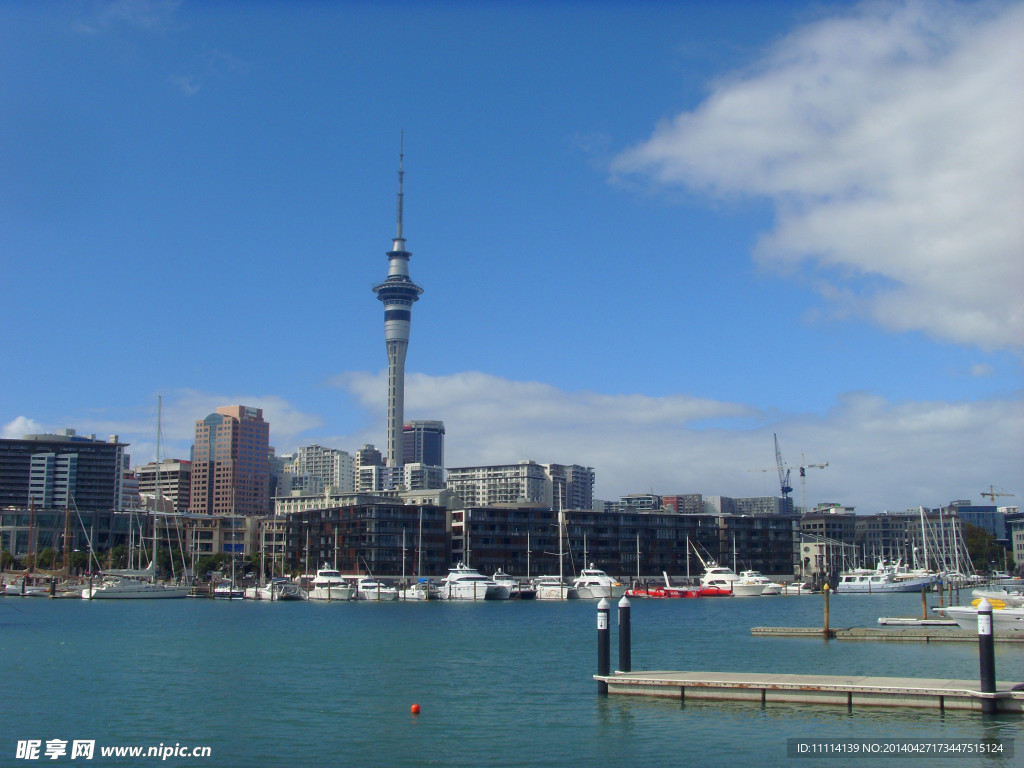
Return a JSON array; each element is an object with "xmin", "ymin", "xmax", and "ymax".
[{"xmin": 2, "ymin": 0, "xmax": 1021, "ymax": 513}]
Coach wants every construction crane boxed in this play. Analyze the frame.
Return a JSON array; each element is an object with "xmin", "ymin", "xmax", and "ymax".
[
  {"xmin": 981, "ymin": 486, "xmax": 1014, "ymax": 505},
  {"xmin": 798, "ymin": 454, "xmax": 829, "ymax": 516},
  {"xmin": 774, "ymin": 433, "xmax": 793, "ymax": 501},
  {"xmin": 750, "ymin": 435, "xmax": 828, "ymax": 513}
]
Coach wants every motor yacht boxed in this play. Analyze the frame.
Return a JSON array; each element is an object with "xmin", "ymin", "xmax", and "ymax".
[
  {"xmin": 700, "ymin": 565, "xmax": 765, "ymax": 596},
  {"xmin": 440, "ymin": 563, "xmax": 509, "ymax": 600},
  {"xmin": 307, "ymin": 566, "xmax": 355, "ymax": 601},
  {"xmin": 934, "ymin": 604, "xmax": 1024, "ymax": 632},
  {"xmin": 356, "ymin": 577, "xmax": 399, "ymax": 601},
  {"xmin": 212, "ymin": 579, "xmax": 245, "ymax": 599},
  {"xmin": 532, "ymin": 576, "xmax": 579, "ymax": 600},
  {"xmin": 737, "ymin": 570, "xmax": 783, "ymax": 595},
  {"xmin": 572, "ymin": 566, "xmax": 627, "ymax": 599},
  {"xmin": 491, "ymin": 570, "xmax": 534, "ymax": 599},
  {"xmin": 835, "ymin": 561, "xmax": 935, "ymax": 593},
  {"xmin": 245, "ymin": 577, "xmax": 307, "ymax": 601}
]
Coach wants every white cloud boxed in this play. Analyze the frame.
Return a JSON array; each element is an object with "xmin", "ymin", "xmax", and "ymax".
[
  {"xmin": 46, "ymin": 375, "xmax": 1021, "ymax": 515},
  {"xmin": 612, "ymin": 0, "xmax": 1024, "ymax": 350},
  {"xmin": 970, "ymin": 363, "xmax": 995, "ymax": 378},
  {"xmin": 2, "ymin": 417, "xmax": 44, "ymax": 439},
  {"xmin": 65, "ymin": 390, "xmax": 323, "ymax": 465},
  {"xmin": 333, "ymin": 371, "xmax": 1023, "ymax": 513}
]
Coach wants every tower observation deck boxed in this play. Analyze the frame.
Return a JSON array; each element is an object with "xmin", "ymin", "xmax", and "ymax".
[{"xmin": 372, "ymin": 141, "xmax": 423, "ymax": 468}]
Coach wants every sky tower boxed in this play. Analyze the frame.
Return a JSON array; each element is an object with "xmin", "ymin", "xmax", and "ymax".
[{"xmin": 373, "ymin": 139, "xmax": 423, "ymax": 468}]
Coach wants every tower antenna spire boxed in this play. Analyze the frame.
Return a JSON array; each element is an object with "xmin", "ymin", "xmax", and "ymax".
[{"xmin": 395, "ymin": 130, "xmax": 405, "ymax": 244}]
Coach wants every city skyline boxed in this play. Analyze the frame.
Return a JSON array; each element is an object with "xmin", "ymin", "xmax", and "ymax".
[{"xmin": 1, "ymin": 1, "xmax": 1021, "ymax": 513}]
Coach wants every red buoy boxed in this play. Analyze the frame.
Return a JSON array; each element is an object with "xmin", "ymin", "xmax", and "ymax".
[{"xmin": 410, "ymin": 704, "xmax": 420, "ymax": 715}]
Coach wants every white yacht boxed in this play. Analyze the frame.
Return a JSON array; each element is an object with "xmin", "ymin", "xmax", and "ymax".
[
  {"xmin": 307, "ymin": 567, "xmax": 355, "ymax": 601},
  {"xmin": 82, "ymin": 572, "xmax": 189, "ymax": 600},
  {"xmin": 970, "ymin": 588, "xmax": 1024, "ymax": 607},
  {"xmin": 781, "ymin": 581, "xmax": 816, "ymax": 595},
  {"xmin": 4, "ymin": 580, "xmax": 50, "ymax": 597},
  {"xmin": 398, "ymin": 580, "xmax": 434, "ymax": 600},
  {"xmin": 835, "ymin": 561, "xmax": 935, "ymax": 593},
  {"xmin": 356, "ymin": 577, "xmax": 399, "ymax": 601},
  {"xmin": 572, "ymin": 565, "xmax": 626, "ymax": 599},
  {"xmin": 212, "ymin": 580, "xmax": 245, "ymax": 599},
  {"xmin": 737, "ymin": 570, "xmax": 783, "ymax": 595},
  {"xmin": 700, "ymin": 565, "xmax": 765, "ymax": 596},
  {"xmin": 440, "ymin": 563, "xmax": 509, "ymax": 600},
  {"xmin": 491, "ymin": 570, "xmax": 535, "ymax": 599},
  {"xmin": 934, "ymin": 604, "xmax": 1024, "ymax": 632},
  {"xmin": 245, "ymin": 577, "xmax": 307, "ymax": 601},
  {"xmin": 533, "ymin": 576, "xmax": 579, "ymax": 600}
]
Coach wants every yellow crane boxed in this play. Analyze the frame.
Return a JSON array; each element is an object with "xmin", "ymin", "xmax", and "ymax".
[{"xmin": 981, "ymin": 486, "xmax": 1014, "ymax": 505}]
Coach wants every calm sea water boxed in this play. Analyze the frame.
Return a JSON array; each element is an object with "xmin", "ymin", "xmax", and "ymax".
[{"xmin": 2, "ymin": 592, "xmax": 1022, "ymax": 767}]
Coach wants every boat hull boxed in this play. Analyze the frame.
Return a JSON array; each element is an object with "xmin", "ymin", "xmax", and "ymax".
[
  {"xmin": 534, "ymin": 584, "xmax": 579, "ymax": 600},
  {"xmin": 936, "ymin": 606, "xmax": 1024, "ymax": 632},
  {"xmin": 441, "ymin": 584, "xmax": 509, "ymax": 600},
  {"xmin": 835, "ymin": 576, "xmax": 934, "ymax": 593},
  {"xmin": 626, "ymin": 587, "xmax": 699, "ymax": 598},
  {"xmin": 308, "ymin": 586, "xmax": 355, "ymax": 601},
  {"xmin": 82, "ymin": 583, "xmax": 189, "ymax": 599}
]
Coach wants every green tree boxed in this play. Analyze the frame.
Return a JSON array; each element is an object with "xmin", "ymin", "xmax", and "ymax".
[
  {"xmin": 69, "ymin": 550, "xmax": 91, "ymax": 572},
  {"xmin": 107, "ymin": 544, "xmax": 128, "ymax": 569},
  {"xmin": 195, "ymin": 553, "xmax": 231, "ymax": 580},
  {"xmin": 963, "ymin": 523, "xmax": 1014, "ymax": 574},
  {"xmin": 36, "ymin": 547, "xmax": 55, "ymax": 569},
  {"xmin": 0, "ymin": 550, "xmax": 15, "ymax": 570}
]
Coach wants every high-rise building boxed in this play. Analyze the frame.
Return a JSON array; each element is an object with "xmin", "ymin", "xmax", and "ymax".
[
  {"xmin": 403, "ymin": 420, "xmax": 444, "ymax": 467},
  {"xmin": 295, "ymin": 444, "xmax": 354, "ymax": 493},
  {"xmin": 189, "ymin": 405, "xmax": 270, "ymax": 515},
  {"xmin": 0, "ymin": 429, "xmax": 127, "ymax": 511},
  {"xmin": 372, "ymin": 142, "xmax": 423, "ymax": 469},
  {"xmin": 446, "ymin": 461, "xmax": 552, "ymax": 507},
  {"xmin": 354, "ymin": 444, "xmax": 385, "ymax": 493},
  {"xmin": 136, "ymin": 459, "xmax": 192, "ymax": 512},
  {"xmin": 543, "ymin": 463, "xmax": 595, "ymax": 510}
]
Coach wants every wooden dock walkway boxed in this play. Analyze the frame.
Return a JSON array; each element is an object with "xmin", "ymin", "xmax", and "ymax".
[
  {"xmin": 750, "ymin": 626, "xmax": 1024, "ymax": 642},
  {"xmin": 594, "ymin": 670, "xmax": 1024, "ymax": 713}
]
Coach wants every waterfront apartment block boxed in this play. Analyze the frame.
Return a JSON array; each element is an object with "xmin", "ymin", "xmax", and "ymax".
[
  {"xmin": 136, "ymin": 459, "xmax": 192, "ymax": 513},
  {"xmin": 0, "ymin": 430, "xmax": 127, "ymax": 512},
  {"xmin": 189, "ymin": 405, "xmax": 270, "ymax": 516},
  {"xmin": 0, "ymin": 507, "xmax": 135, "ymax": 564},
  {"xmin": 451, "ymin": 504, "xmax": 799, "ymax": 580},
  {"xmin": 283, "ymin": 498, "xmax": 450, "ymax": 577}
]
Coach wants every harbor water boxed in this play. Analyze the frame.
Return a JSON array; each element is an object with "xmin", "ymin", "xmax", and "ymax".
[{"xmin": 2, "ymin": 592, "xmax": 1022, "ymax": 767}]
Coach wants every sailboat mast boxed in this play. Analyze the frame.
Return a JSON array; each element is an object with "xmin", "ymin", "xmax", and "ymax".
[
  {"xmin": 152, "ymin": 395, "xmax": 162, "ymax": 581},
  {"xmin": 417, "ymin": 507, "xmax": 423, "ymax": 578}
]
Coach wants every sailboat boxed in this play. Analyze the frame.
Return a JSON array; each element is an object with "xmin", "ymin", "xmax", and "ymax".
[
  {"xmin": 534, "ymin": 498, "xmax": 578, "ymax": 599},
  {"xmin": 83, "ymin": 396, "xmax": 188, "ymax": 599}
]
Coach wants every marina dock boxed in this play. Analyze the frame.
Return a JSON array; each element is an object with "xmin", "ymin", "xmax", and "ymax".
[
  {"xmin": 593, "ymin": 670, "xmax": 1024, "ymax": 713},
  {"xmin": 750, "ymin": 626, "xmax": 1024, "ymax": 642}
]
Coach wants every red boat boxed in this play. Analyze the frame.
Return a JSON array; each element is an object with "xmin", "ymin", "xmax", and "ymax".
[
  {"xmin": 625, "ymin": 585, "xmax": 700, "ymax": 599},
  {"xmin": 696, "ymin": 586, "xmax": 733, "ymax": 597}
]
